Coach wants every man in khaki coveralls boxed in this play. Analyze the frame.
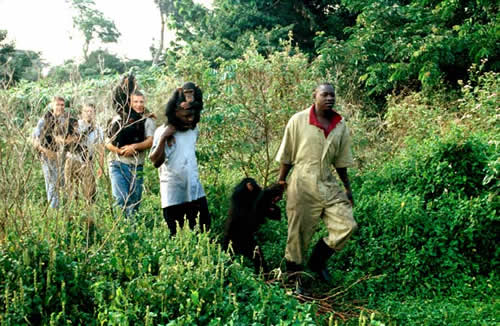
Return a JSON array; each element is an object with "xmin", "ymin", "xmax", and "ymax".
[{"xmin": 276, "ymin": 82, "xmax": 357, "ymax": 282}]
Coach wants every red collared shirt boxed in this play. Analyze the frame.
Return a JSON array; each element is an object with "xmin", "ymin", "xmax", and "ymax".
[{"xmin": 309, "ymin": 105, "xmax": 342, "ymax": 138}]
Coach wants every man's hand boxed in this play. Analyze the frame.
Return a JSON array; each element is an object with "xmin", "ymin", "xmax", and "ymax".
[
  {"xmin": 66, "ymin": 134, "xmax": 79, "ymax": 144},
  {"xmin": 345, "ymin": 189, "xmax": 354, "ymax": 207},
  {"xmin": 120, "ymin": 144, "xmax": 137, "ymax": 157},
  {"xmin": 335, "ymin": 167, "xmax": 354, "ymax": 207},
  {"xmin": 278, "ymin": 180, "xmax": 287, "ymax": 192},
  {"xmin": 44, "ymin": 149, "xmax": 57, "ymax": 160},
  {"xmin": 161, "ymin": 124, "xmax": 176, "ymax": 147},
  {"xmin": 54, "ymin": 135, "xmax": 66, "ymax": 145}
]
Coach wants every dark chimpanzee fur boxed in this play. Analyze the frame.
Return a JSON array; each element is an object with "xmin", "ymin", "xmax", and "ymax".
[
  {"xmin": 107, "ymin": 74, "xmax": 147, "ymax": 147},
  {"xmin": 223, "ymin": 177, "xmax": 283, "ymax": 272},
  {"xmin": 112, "ymin": 74, "xmax": 137, "ymax": 117},
  {"xmin": 165, "ymin": 82, "xmax": 203, "ymax": 130}
]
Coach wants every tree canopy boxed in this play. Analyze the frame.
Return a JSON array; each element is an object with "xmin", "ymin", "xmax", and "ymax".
[
  {"xmin": 68, "ymin": 0, "xmax": 121, "ymax": 60},
  {"xmin": 0, "ymin": 30, "xmax": 43, "ymax": 87},
  {"xmin": 158, "ymin": 0, "xmax": 355, "ymax": 62},
  {"xmin": 316, "ymin": 0, "xmax": 499, "ymax": 108},
  {"xmin": 153, "ymin": 0, "xmax": 498, "ymax": 109}
]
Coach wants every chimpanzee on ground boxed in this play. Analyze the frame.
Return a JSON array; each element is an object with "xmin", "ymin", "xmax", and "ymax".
[
  {"xmin": 165, "ymin": 82, "xmax": 203, "ymax": 129},
  {"xmin": 223, "ymin": 178, "xmax": 284, "ymax": 272}
]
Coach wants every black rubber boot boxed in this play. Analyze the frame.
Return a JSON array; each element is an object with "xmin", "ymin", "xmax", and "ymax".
[
  {"xmin": 308, "ymin": 239, "xmax": 335, "ymax": 283},
  {"xmin": 285, "ymin": 261, "xmax": 309, "ymax": 295},
  {"xmin": 285, "ymin": 260, "xmax": 303, "ymax": 273}
]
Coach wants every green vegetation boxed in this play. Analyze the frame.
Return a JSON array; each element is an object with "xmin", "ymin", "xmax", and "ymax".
[
  {"xmin": 0, "ymin": 30, "xmax": 43, "ymax": 87},
  {"xmin": 0, "ymin": 0, "xmax": 498, "ymax": 324}
]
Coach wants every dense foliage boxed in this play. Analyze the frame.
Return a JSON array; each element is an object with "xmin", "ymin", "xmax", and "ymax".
[
  {"xmin": 0, "ymin": 215, "xmax": 321, "ymax": 325},
  {"xmin": 350, "ymin": 131, "xmax": 498, "ymax": 290},
  {"xmin": 150, "ymin": 0, "xmax": 499, "ymax": 111},
  {"xmin": 1, "ymin": 46, "xmax": 498, "ymax": 323},
  {"xmin": 316, "ymin": 0, "xmax": 499, "ymax": 109}
]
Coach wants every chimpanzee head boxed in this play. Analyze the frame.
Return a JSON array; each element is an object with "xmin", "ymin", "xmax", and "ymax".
[
  {"xmin": 165, "ymin": 82, "xmax": 203, "ymax": 129},
  {"xmin": 231, "ymin": 177, "xmax": 262, "ymax": 205},
  {"xmin": 180, "ymin": 82, "xmax": 202, "ymax": 107},
  {"xmin": 122, "ymin": 74, "xmax": 137, "ymax": 95}
]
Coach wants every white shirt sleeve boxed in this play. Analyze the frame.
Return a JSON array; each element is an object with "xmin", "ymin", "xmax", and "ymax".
[
  {"xmin": 152, "ymin": 125, "xmax": 176, "ymax": 161},
  {"xmin": 145, "ymin": 117, "xmax": 156, "ymax": 138},
  {"xmin": 32, "ymin": 118, "xmax": 45, "ymax": 139}
]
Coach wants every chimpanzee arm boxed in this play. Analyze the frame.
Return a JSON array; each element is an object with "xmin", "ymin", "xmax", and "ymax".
[{"xmin": 256, "ymin": 184, "xmax": 283, "ymax": 221}]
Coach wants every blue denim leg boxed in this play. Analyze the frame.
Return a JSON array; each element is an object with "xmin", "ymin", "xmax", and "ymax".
[
  {"xmin": 109, "ymin": 161, "xmax": 144, "ymax": 217},
  {"xmin": 127, "ymin": 165, "xmax": 144, "ymax": 216},
  {"xmin": 41, "ymin": 157, "xmax": 62, "ymax": 209}
]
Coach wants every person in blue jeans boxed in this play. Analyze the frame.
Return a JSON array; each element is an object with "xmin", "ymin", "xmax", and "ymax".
[
  {"xmin": 106, "ymin": 90, "xmax": 155, "ymax": 217},
  {"xmin": 32, "ymin": 96, "xmax": 71, "ymax": 209}
]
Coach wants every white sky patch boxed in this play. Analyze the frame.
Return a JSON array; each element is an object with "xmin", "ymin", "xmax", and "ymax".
[{"xmin": 0, "ymin": 0, "xmax": 212, "ymax": 67}]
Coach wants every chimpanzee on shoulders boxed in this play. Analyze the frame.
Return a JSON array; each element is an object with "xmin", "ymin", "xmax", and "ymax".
[
  {"xmin": 223, "ymin": 177, "xmax": 283, "ymax": 273},
  {"xmin": 108, "ymin": 74, "xmax": 152, "ymax": 147},
  {"xmin": 165, "ymin": 82, "xmax": 203, "ymax": 129},
  {"xmin": 112, "ymin": 73, "xmax": 137, "ymax": 117}
]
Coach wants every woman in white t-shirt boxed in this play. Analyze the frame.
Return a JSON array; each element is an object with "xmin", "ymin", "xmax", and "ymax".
[{"xmin": 149, "ymin": 85, "xmax": 210, "ymax": 236}]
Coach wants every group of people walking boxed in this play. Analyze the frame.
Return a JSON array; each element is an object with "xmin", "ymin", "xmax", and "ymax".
[
  {"xmin": 32, "ymin": 98, "xmax": 104, "ymax": 208},
  {"xmin": 31, "ymin": 77, "xmax": 208, "ymax": 235},
  {"xmin": 32, "ymin": 78, "xmax": 357, "ymax": 283}
]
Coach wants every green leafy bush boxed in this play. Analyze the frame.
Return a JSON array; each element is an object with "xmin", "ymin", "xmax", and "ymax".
[
  {"xmin": 0, "ymin": 215, "xmax": 321, "ymax": 325},
  {"xmin": 339, "ymin": 131, "xmax": 498, "ymax": 295}
]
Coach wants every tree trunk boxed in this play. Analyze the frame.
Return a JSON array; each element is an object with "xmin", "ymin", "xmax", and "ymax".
[
  {"xmin": 152, "ymin": 13, "xmax": 166, "ymax": 66},
  {"xmin": 83, "ymin": 40, "xmax": 90, "ymax": 61}
]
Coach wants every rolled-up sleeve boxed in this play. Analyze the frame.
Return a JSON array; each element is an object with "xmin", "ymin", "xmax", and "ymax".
[
  {"xmin": 151, "ymin": 127, "xmax": 160, "ymax": 152},
  {"xmin": 145, "ymin": 118, "xmax": 156, "ymax": 138},
  {"xmin": 276, "ymin": 118, "xmax": 295, "ymax": 165},
  {"xmin": 333, "ymin": 124, "xmax": 354, "ymax": 168}
]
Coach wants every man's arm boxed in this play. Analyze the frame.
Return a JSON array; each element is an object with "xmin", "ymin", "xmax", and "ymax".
[
  {"xmin": 336, "ymin": 167, "xmax": 354, "ymax": 206},
  {"xmin": 149, "ymin": 137, "xmax": 166, "ymax": 168},
  {"xmin": 105, "ymin": 142, "xmax": 122, "ymax": 155},
  {"xmin": 120, "ymin": 117, "xmax": 156, "ymax": 157},
  {"xmin": 120, "ymin": 136, "xmax": 153, "ymax": 157},
  {"xmin": 33, "ymin": 138, "xmax": 57, "ymax": 160},
  {"xmin": 149, "ymin": 125, "xmax": 176, "ymax": 168},
  {"xmin": 276, "ymin": 117, "xmax": 295, "ymax": 189},
  {"xmin": 278, "ymin": 163, "xmax": 293, "ymax": 190}
]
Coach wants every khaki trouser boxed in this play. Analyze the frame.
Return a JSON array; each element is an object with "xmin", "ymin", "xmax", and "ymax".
[
  {"xmin": 285, "ymin": 188, "xmax": 358, "ymax": 265},
  {"xmin": 64, "ymin": 157, "xmax": 96, "ymax": 203}
]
